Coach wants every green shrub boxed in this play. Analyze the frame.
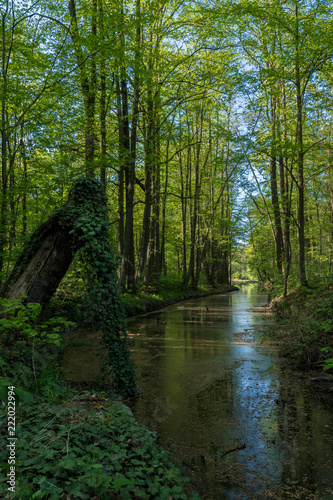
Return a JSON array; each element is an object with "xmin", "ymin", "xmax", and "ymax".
[
  {"xmin": 0, "ymin": 296, "xmax": 74, "ymax": 398},
  {"xmin": 321, "ymin": 347, "xmax": 333, "ymax": 371},
  {"xmin": 0, "ymin": 296, "xmax": 74, "ymax": 349}
]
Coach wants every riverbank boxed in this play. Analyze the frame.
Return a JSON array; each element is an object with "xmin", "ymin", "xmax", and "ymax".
[
  {"xmin": 264, "ymin": 281, "xmax": 333, "ymax": 375},
  {"xmin": 44, "ymin": 282, "xmax": 238, "ymax": 325}
]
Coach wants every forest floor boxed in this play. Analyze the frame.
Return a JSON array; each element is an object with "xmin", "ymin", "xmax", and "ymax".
[{"xmin": 0, "ymin": 384, "xmax": 199, "ymax": 499}]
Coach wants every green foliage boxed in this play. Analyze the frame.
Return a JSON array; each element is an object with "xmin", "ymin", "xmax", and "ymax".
[
  {"xmin": 121, "ymin": 276, "xmax": 236, "ymax": 317},
  {"xmin": 321, "ymin": 347, "xmax": 333, "ymax": 371},
  {"xmin": 158, "ymin": 273, "xmax": 184, "ymax": 298},
  {"xmin": 60, "ymin": 177, "xmax": 137, "ymax": 396},
  {"xmin": 0, "ymin": 296, "xmax": 73, "ymax": 348},
  {"xmin": 0, "ymin": 296, "xmax": 75, "ymax": 391},
  {"xmin": 0, "ymin": 299, "xmax": 75, "ymax": 426},
  {"xmin": 43, "ymin": 295, "xmax": 83, "ymax": 324},
  {"xmin": 232, "ymin": 245, "xmax": 258, "ymax": 280},
  {"xmin": 0, "ymin": 394, "xmax": 197, "ymax": 500}
]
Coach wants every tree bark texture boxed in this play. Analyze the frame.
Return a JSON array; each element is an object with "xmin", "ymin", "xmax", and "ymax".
[
  {"xmin": 68, "ymin": 0, "xmax": 96, "ymax": 176},
  {"xmin": 270, "ymin": 98, "xmax": 284, "ymax": 274}
]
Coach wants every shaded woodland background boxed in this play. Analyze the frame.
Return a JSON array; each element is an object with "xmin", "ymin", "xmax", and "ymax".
[{"xmin": 1, "ymin": 0, "xmax": 333, "ymax": 297}]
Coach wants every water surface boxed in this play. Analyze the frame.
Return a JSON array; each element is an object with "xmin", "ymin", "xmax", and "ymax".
[{"xmin": 128, "ymin": 285, "xmax": 333, "ymax": 499}]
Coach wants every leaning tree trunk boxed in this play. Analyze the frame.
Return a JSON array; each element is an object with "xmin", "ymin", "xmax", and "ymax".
[{"xmin": 1, "ymin": 178, "xmax": 102, "ymax": 304}]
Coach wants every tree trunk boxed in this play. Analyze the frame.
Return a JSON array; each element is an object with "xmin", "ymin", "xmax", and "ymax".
[
  {"xmin": 0, "ymin": 10, "xmax": 8, "ymax": 282},
  {"xmin": 328, "ymin": 148, "xmax": 333, "ymax": 273},
  {"xmin": 123, "ymin": 0, "xmax": 141, "ymax": 292},
  {"xmin": 98, "ymin": 0, "xmax": 107, "ymax": 187},
  {"xmin": 1, "ymin": 213, "xmax": 74, "ymax": 304},
  {"xmin": 277, "ymin": 77, "xmax": 292, "ymax": 297},
  {"xmin": 160, "ymin": 133, "xmax": 170, "ymax": 277},
  {"xmin": 185, "ymin": 107, "xmax": 203, "ymax": 290},
  {"xmin": 68, "ymin": 0, "xmax": 96, "ymax": 176},
  {"xmin": 295, "ymin": 1, "xmax": 308, "ymax": 287},
  {"xmin": 144, "ymin": 74, "xmax": 159, "ymax": 291},
  {"xmin": 270, "ymin": 97, "xmax": 284, "ymax": 274}
]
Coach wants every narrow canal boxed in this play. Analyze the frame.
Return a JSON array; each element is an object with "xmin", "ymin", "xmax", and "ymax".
[{"xmin": 127, "ymin": 284, "xmax": 333, "ymax": 499}]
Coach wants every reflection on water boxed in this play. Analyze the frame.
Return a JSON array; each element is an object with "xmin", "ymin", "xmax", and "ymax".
[{"xmin": 128, "ymin": 285, "xmax": 333, "ymax": 499}]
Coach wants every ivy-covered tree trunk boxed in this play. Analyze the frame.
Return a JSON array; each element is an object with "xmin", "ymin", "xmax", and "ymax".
[{"xmin": 1, "ymin": 178, "xmax": 137, "ymax": 396}]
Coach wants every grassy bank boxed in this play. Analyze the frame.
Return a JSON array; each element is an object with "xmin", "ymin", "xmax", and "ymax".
[
  {"xmin": 44, "ymin": 278, "xmax": 238, "ymax": 325},
  {"xmin": 266, "ymin": 280, "xmax": 333, "ymax": 372}
]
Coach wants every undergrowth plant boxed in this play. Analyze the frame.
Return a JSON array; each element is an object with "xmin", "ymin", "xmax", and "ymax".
[
  {"xmin": 0, "ymin": 394, "xmax": 198, "ymax": 499},
  {"xmin": 0, "ymin": 296, "xmax": 72, "ymax": 348},
  {"xmin": 0, "ymin": 296, "xmax": 74, "ymax": 385},
  {"xmin": 321, "ymin": 347, "xmax": 333, "ymax": 371}
]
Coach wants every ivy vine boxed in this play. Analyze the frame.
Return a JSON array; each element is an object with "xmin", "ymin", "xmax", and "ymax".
[{"xmin": 61, "ymin": 177, "xmax": 137, "ymax": 396}]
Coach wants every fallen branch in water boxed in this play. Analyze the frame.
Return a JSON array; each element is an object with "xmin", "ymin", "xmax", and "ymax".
[{"xmin": 220, "ymin": 440, "xmax": 246, "ymax": 458}]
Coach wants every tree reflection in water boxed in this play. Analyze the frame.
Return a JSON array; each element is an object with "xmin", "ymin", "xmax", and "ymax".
[{"xmin": 129, "ymin": 285, "xmax": 333, "ymax": 499}]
